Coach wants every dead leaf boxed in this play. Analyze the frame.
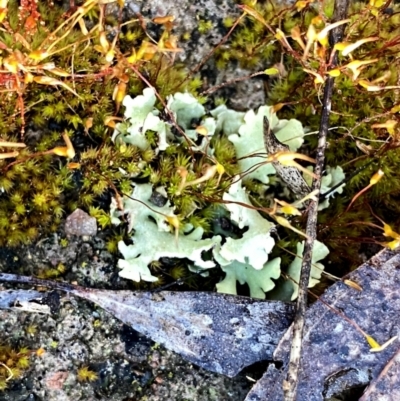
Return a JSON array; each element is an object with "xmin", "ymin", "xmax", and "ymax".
[
  {"xmin": 0, "ymin": 275, "xmax": 294, "ymax": 378},
  {"xmin": 68, "ymin": 289, "xmax": 295, "ymax": 377}
]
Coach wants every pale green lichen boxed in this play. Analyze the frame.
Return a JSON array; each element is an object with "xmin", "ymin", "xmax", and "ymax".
[
  {"xmin": 283, "ymin": 240, "xmax": 330, "ymax": 301},
  {"xmin": 110, "ymin": 89, "xmax": 336, "ymax": 299},
  {"xmin": 113, "ymin": 88, "xmax": 168, "ymax": 151},
  {"xmin": 112, "ymin": 183, "xmax": 220, "ymax": 282},
  {"xmin": 215, "ymin": 257, "xmax": 281, "ymax": 299},
  {"xmin": 226, "ymin": 105, "xmax": 305, "ymax": 184},
  {"xmin": 213, "ymin": 179, "xmax": 275, "ymax": 270},
  {"xmin": 319, "ymin": 166, "xmax": 346, "ymax": 210}
]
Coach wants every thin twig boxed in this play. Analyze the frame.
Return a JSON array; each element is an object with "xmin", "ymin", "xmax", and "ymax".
[{"xmin": 282, "ymin": 0, "xmax": 350, "ymax": 399}]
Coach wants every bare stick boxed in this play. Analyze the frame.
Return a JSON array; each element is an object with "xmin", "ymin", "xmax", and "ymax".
[{"xmin": 282, "ymin": 0, "xmax": 350, "ymax": 399}]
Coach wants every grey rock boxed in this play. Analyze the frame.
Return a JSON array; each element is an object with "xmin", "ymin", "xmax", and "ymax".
[{"xmin": 65, "ymin": 209, "xmax": 97, "ymax": 237}]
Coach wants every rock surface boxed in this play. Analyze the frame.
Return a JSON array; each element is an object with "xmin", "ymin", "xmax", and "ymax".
[
  {"xmin": 125, "ymin": 0, "xmax": 267, "ymax": 110},
  {"xmin": 0, "ymin": 231, "xmax": 257, "ymax": 400}
]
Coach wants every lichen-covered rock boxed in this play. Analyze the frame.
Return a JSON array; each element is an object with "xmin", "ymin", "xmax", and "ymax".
[{"xmin": 125, "ymin": 0, "xmax": 267, "ymax": 110}]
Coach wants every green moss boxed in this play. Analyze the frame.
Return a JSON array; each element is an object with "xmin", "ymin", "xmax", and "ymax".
[
  {"xmin": 198, "ymin": 20, "xmax": 214, "ymax": 34},
  {"xmin": 0, "ymin": 0, "xmax": 209, "ymax": 246},
  {"xmin": 0, "ymin": 344, "xmax": 31, "ymax": 391}
]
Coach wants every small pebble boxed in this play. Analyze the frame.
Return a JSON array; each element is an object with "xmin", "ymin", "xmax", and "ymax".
[{"xmin": 65, "ymin": 208, "xmax": 97, "ymax": 237}]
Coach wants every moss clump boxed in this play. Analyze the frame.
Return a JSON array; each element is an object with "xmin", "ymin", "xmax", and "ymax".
[
  {"xmin": 0, "ymin": 149, "xmax": 73, "ymax": 246},
  {"xmin": 0, "ymin": 0, "xmax": 203, "ymax": 245},
  {"xmin": 0, "ymin": 344, "xmax": 31, "ymax": 391},
  {"xmin": 198, "ymin": 19, "xmax": 214, "ymax": 34},
  {"xmin": 76, "ymin": 365, "xmax": 98, "ymax": 382}
]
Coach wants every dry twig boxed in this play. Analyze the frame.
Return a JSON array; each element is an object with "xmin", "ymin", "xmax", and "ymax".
[{"xmin": 282, "ymin": 0, "xmax": 351, "ymax": 399}]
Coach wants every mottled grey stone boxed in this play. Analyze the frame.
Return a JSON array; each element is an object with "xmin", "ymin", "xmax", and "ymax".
[{"xmin": 65, "ymin": 209, "xmax": 97, "ymax": 237}]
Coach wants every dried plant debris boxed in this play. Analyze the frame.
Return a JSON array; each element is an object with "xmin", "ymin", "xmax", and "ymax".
[
  {"xmin": 245, "ymin": 248, "xmax": 400, "ymax": 401},
  {"xmin": 0, "ymin": 274, "xmax": 295, "ymax": 377}
]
